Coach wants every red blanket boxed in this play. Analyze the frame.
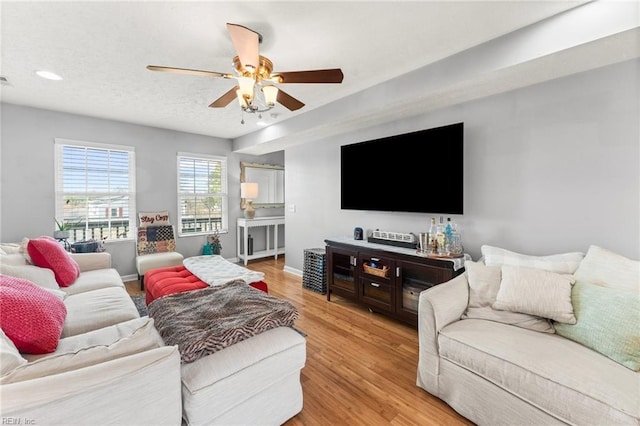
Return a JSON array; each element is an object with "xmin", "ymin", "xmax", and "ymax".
[{"xmin": 144, "ymin": 265, "xmax": 268, "ymax": 305}]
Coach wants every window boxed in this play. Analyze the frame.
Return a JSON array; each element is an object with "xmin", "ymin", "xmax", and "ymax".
[
  {"xmin": 55, "ymin": 138, "xmax": 136, "ymax": 242},
  {"xmin": 177, "ymin": 153, "xmax": 228, "ymax": 237}
]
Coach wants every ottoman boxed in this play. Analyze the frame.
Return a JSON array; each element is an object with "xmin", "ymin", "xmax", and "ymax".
[
  {"xmin": 148, "ymin": 277, "xmax": 306, "ymax": 425},
  {"xmin": 180, "ymin": 326, "xmax": 306, "ymax": 425},
  {"xmin": 136, "ymin": 251, "xmax": 184, "ymax": 289},
  {"xmin": 144, "ymin": 265, "xmax": 269, "ymax": 305}
]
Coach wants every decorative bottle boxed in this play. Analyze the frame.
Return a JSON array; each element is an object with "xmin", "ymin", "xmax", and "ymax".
[
  {"xmin": 428, "ymin": 218, "xmax": 438, "ymax": 253},
  {"xmin": 436, "ymin": 217, "xmax": 446, "ymax": 254},
  {"xmin": 444, "ymin": 218, "xmax": 454, "ymax": 253}
]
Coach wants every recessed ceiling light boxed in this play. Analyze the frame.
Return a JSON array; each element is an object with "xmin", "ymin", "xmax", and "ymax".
[
  {"xmin": 256, "ymin": 121, "xmax": 268, "ymax": 126},
  {"xmin": 35, "ymin": 70, "xmax": 63, "ymax": 81}
]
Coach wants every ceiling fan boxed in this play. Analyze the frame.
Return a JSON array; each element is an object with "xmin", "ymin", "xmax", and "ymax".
[{"xmin": 147, "ymin": 23, "xmax": 344, "ymax": 115}]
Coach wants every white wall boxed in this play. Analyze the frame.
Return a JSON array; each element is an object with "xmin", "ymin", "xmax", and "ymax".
[
  {"xmin": 284, "ymin": 59, "xmax": 640, "ymax": 272},
  {"xmin": 0, "ymin": 104, "xmax": 283, "ymax": 276}
]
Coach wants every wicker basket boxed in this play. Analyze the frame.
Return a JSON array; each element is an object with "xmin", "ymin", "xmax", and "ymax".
[{"xmin": 363, "ymin": 264, "xmax": 390, "ymax": 278}]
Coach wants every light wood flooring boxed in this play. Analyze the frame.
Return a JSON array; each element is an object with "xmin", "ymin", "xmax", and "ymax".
[{"xmin": 125, "ymin": 257, "xmax": 472, "ymax": 426}]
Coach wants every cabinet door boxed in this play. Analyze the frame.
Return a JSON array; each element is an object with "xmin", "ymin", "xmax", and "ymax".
[
  {"xmin": 395, "ymin": 260, "xmax": 452, "ymax": 321},
  {"xmin": 326, "ymin": 246, "xmax": 358, "ymax": 301}
]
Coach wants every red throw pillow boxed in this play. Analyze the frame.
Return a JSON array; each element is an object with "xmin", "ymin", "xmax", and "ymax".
[
  {"xmin": 0, "ymin": 275, "xmax": 67, "ymax": 354},
  {"xmin": 27, "ymin": 236, "xmax": 80, "ymax": 286}
]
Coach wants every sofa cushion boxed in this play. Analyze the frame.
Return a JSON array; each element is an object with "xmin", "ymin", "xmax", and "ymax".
[
  {"xmin": 481, "ymin": 245, "xmax": 584, "ymax": 274},
  {"xmin": 0, "ymin": 329, "xmax": 27, "ymax": 376},
  {"xmin": 0, "ymin": 243, "xmax": 21, "ymax": 255},
  {"xmin": 61, "ymin": 268, "xmax": 124, "ymax": 296},
  {"xmin": 0, "ymin": 263, "xmax": 59, "ymax": 291},
  {"xmin": 0, "ymin": 253, "xmax": 29, "ymax": 266},
  {"xmin": 573, "ymin": 245, "xmax": 639, "ymax": 294},
  {"xmin": 62, "ymin": 287, "xmax": 139, "ymax": 337},
  {"xmin": 493, "ymin": 265, "xmax": 576, "ymax": 324},
  {"xmin": 461, "ymin": 261, "xmax": 554, "ymax": 333},
  {"xmin": 1, "ymin": 317, "xmax": 162, "ymax": 384},
  {"xmin": 27, "ymin": 236, "xmax": 80, "ymax": 286},
  {"xmin": 0, "ymin": 275, "xmax": 67, "ymax": 354},
  {"xmin": 555, "ymin": 281, "xmax": 640, "ymax": 371},
  {"xmin": 439, "ymin": 319, "xmax": 640, "ymax": 424}
]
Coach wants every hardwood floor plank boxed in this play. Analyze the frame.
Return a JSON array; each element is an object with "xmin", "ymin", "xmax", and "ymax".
[
  {"xmin": 248, "ymin": 256, "xmax": 472, "ymax": 426},
  {"xmin": 125, "ymin": 255, "xmax": 473, "ymax": 425}
]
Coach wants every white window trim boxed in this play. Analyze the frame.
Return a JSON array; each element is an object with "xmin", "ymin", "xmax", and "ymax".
[
  {"xmin": 54, "ymin": 138, "xmax": 137, "ymax": 242},
  {"xmin": 176, "ymin": 152, "xmax": 228, "ymax": 237}
]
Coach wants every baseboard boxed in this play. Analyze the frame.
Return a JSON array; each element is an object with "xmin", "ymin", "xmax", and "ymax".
[
  {"xmin": 283, "ymin": 265, "xmax": 302, "ymax": 277},
  {"xmin": 121, "ymin": 273, "xmax": 138, "ymax": 283}
]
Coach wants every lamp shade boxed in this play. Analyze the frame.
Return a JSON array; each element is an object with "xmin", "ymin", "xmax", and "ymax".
[
  {"xmin": 241, "ymin": 182, "xmax": 259, "ymax": 199},
  {"xmin": 262, "ymin": 85, "xmax": 278, "ymax": 107},
  {"xmin": 237, "ymin": 77, "xmax": 255, "ymax": 103}
]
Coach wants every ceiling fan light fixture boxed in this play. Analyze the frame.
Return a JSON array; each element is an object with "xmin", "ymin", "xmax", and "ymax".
[
  {"xmin": 262, "ymin": 85, "xmax": 278, "ymax": 107},
  {"xmin": 237, "ymin": 76, "xmax": 255, "ymax": 104},
  {"xmin": 236, "ymin": 89, "xmax": 249, "ymax": 109}
]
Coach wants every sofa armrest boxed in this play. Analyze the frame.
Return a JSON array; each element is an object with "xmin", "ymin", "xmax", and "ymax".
[
  {"xmin": 0, "ymin": 346, "xmax": 182, "ymax": 425},
  {"xmin": 416, "ymin": 273, "xmax": 469, "ymax": 392},
  {"xmin": 70, "ymin": 252, "xmax": 111, "ymax": 272}
]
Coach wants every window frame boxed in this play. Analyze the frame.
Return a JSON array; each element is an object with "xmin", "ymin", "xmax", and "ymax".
[
  {"xmin": 176, "ymin": 152, "xmax": 228, "ymax": 238},
  {"xmin": 54, "ymin": 138, "xmax": 137, "ymax": 242}
]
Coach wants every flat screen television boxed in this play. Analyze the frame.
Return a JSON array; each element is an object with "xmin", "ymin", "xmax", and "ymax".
[{"xmin": 341, "ymin": 122, "xmax": 463, "ymax": 214}]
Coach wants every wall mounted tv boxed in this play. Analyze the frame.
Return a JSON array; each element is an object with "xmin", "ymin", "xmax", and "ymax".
[{"xmin": 341, "ymin": 122, "xmax": 463, "ymax": 214}]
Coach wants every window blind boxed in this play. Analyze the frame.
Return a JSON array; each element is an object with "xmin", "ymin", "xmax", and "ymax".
[
  {"xmin": 54, "ymin": 138, "xmax": 136, "ymax": 242},
  {"xmin": 177, "ymin": 152, "xmax": 228, "ymax": 236}
]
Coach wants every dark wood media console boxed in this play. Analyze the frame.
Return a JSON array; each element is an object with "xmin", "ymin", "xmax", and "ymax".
[{"xmin": 325, "ymin": 237, "xmax": 466, "ymax": 327}]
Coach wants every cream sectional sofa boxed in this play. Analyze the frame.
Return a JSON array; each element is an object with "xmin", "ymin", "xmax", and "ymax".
[
  {"xmin": 0, "ymin": 243, "xmax": 183, "ymax": 425},
  {"xmin": 0, "ymin": 241, "xmax": 307, "ymax": 425},
  {"xmin": 417, "ymin": 245, "xmax": 640, "ymax": 425}
]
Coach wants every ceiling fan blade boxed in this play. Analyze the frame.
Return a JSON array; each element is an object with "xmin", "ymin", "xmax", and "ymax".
[
  {"xmin": 226, "ymin": 23, "xmax": 260, "ymax": 72},
  {"xmin": 277, "ymin": 89, "xmax": 305, "ymax": 111},
  {"xmin": 209, "ymin": 86, "xmax": 239, "ymax": 108},
  {"xmin": 273, "ymin": 69, "xmax": 344, "ymax": 84},
  {"xmin": 147, "ymin": 65, "xmax": 232, "ymax": 79}
]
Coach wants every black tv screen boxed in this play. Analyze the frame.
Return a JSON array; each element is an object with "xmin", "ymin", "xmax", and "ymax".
[{"xmin": 341, "ymin": 122, "xmax": 463, "ymax": 214}]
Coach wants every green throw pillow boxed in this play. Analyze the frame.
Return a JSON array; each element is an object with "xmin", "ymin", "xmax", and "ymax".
[{"xmin": 555, "ymin": 281, "xmax": 640, "ymax": 371}]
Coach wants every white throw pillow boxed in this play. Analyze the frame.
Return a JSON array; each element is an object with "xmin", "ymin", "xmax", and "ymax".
[
  {"xmin": 1, "ymin": 317, "xmax": 162, "ymax": 384},
  {"xmin": 573, "ymin": 245, "xmax": 639, "ymax": 294},
  {"xmin": 19, "ymin": 238, "xmax": 32, "ymax": 264},
  {"xmin": 0, "ymin": 263, "xmax": 60, "ymax": 290},
  {"xmin": 481, "ymin": 245, "xmax": 584, "ymax": 274},
  {"xmin": 493, "ymin": 265, "xmax": 576, "ymax": 324},
  {"xmin": 0, "ymin": 329, "xmax": 27, "ymax": 377},
  {"xmin": 462, "ymin": 261, "xmax": 555, "ymax": 333}
]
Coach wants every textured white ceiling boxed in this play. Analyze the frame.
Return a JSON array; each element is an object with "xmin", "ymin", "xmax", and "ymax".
[{"xmin": 1, "ymin": 1, "xmax": 635, "ymax": 155}]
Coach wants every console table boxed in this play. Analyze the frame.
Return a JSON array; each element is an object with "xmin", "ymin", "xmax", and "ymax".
[
  {"xmin": 325, "ymin": 236, "xmax": 467, "ymax": 326},
  {"xmin": 237, "ymin": 216, "xmax": 285, "ymax": 266}
]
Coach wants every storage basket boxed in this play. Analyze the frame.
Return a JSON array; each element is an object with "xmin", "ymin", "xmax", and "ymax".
[
  {"xmin": 402, "ymin": 285, "xmax": 422, "ymax": 312},
  {"xmin": 302, "ymin": 248, "xmax": 326, "ymax": 294},
  {"xmin": 363, "ymin": 263, "xmax": 390, "ymax": 278}
]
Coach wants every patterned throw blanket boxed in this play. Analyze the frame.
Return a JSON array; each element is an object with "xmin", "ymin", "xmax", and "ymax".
[{"xmin": 149, "ymin": 280, "xmax": 299, "ymax": 363}]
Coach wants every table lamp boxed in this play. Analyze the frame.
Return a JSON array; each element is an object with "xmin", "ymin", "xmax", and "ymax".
[{"xmin": 241, "ymin": 182, "xmax": 259, "ymax": 219}]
